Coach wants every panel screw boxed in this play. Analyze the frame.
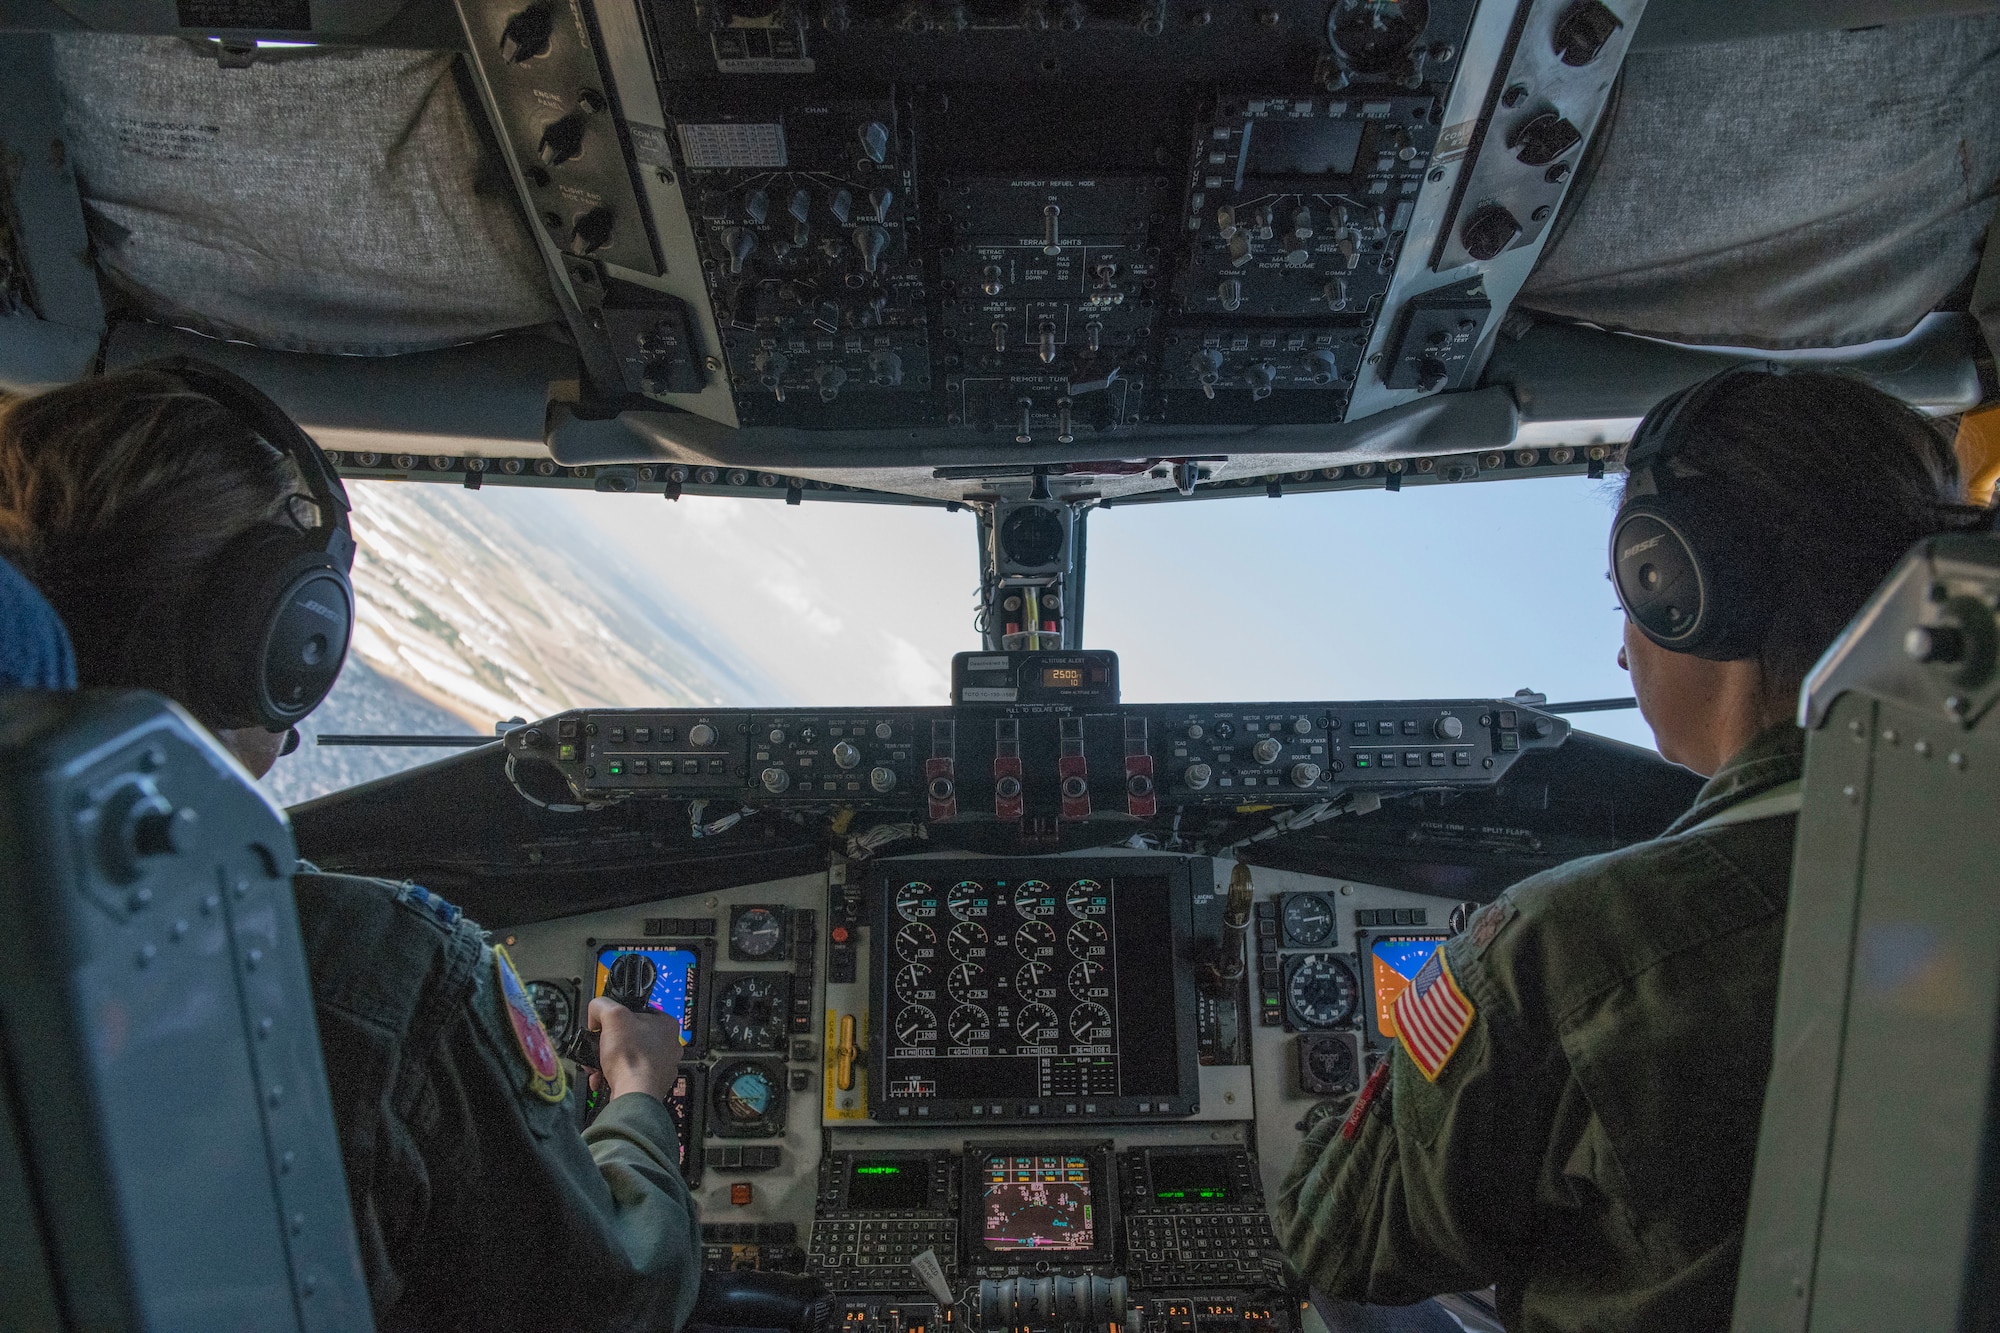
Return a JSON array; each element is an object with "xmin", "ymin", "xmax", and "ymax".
[{"xmin": 1842, "ymin": 785, "xmax": 1859, "ymax": 802}]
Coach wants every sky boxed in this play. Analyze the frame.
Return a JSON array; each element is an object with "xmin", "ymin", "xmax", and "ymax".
[{"xmin": 459, "ymin": 470, "xmax": 1657, "ymax": 751}]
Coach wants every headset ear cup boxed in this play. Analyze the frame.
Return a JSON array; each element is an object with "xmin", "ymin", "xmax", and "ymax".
[
  {"xmin": 193, "ymin": 528, "xmax": 355, "ymax": 729},
  {"xmin": 1611, "ymin": 497, "xmax": 1768, "ymax": 661}
]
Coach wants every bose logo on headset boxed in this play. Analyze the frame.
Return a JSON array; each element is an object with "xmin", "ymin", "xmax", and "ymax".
[
  {"xmin": 1619, "ymin": 534, "xmax": 1665, "ymax": 563},
  {"xmin": 135, "ymin": 358, "xmax": 358, "ymax": 732}
]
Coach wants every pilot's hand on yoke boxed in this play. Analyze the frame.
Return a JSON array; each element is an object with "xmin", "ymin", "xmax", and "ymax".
[{"xmin": 587, "ymin": 995, "xmax": 684, "ymax": 1102}]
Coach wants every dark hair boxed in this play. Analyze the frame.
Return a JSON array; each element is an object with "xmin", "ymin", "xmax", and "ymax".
[
  {"xmin": 1620, "ymin": 368, "xmax": 1969, "ymax": 695},
  {"xmin": 0, "ymin": 370, "xmax": 297, "ymax": 725}
]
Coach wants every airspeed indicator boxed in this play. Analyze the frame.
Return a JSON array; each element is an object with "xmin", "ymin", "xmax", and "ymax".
[{"xmin": 1284, "ymin": 953, "xmax": 1359, "ymax": 1029}]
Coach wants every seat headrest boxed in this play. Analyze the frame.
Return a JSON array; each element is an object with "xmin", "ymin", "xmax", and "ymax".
[{"xmin": 0, "ymin": 556, "xmax": 76, "ymax": 690}]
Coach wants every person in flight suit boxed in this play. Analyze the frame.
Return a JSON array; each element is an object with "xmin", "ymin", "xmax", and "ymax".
[
  {"xmin": 0, "ymin": 364, "xmax": 702, "ymax": 1331},
  {"xmin": 1277, "ymin": 366, "xmax": 1989, "ymax": 1332}
]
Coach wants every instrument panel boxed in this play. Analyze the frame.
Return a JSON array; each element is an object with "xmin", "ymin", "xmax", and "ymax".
[
  {"xmin": 498, "ymin": 846, "xmax": 1498, "ymax": 1330},
  {"xmin": 872, "ymin": 861, "xmax": 1199, "ymax": 1122}
]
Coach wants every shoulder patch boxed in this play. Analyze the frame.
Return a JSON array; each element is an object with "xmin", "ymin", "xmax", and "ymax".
[
  {"xmin": 1467, "ymin": 899, "xmax": 1515, "ymax": 955},
  {"xmin": 1391, "ymin": 949, "xmax": 1475, "ymax": 1082},
  {"xmin": 494, "ymin": 944, "xmax": 567, "ymax": 1103}
]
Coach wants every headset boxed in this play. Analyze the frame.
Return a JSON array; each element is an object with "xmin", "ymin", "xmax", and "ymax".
[
  {"xmin": 1608, "ymin": 363, "xmax": 1787, "ymax": 662},
  {"xmin": 137, "ymin": 358, "xmax": 357, "ymax": 733}
]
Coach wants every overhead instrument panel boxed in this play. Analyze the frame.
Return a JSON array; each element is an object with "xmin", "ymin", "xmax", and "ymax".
[
  {"xmin": 449, "ymin": 0, "xmax": 1644, "ymax": 448},
  {"xmin": 871, "ymin": 860, "xmax": 1201, "ymax": 1123}
]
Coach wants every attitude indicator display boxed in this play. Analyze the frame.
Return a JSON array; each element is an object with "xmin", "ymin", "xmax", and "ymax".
[{"xmin": 980, "ymin": 1154, "xmax": 1096, "ymax": 1253}]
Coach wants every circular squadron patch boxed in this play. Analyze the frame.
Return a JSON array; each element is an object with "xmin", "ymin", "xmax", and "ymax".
[{"xmin": 495, "ymin": 944, "xmax": 568, "ymax": 1103}]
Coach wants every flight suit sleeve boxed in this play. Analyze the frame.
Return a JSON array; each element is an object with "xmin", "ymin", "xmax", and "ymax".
[
  {"xmin": 383, "ymin": 948, "xmax": 705, "ymax": 1333},
  {"xmin": 1274, "ymin": 935, "xmax": 1566, "ymax": 1307}
]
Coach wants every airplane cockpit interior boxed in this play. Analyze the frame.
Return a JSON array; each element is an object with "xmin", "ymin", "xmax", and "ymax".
[{"xmin": 2, "ymin": 0, "xmax": 1998, "ymax": 1329}]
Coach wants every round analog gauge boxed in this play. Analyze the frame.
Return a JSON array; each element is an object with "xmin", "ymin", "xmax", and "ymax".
[
  {"xmin": 1015, "ymin": 1002, "xmax": 1061, "ymax": 1043},
  {"xmin": 730, "ymin": 906, "xmax": 786, "ymax": 959},
  {"xmin": 894, "ymin": 962, "xmax": 934, "ymax": 1004},
  {"xmin": 1286, "ymin": 954, "xmax": 1359, "ymax": 1029},
  {"xmin": 895, "ymin": 921, "xmax": 936, "ymax": 963},
  {"xmin": 1302, "ymin": 1034, "xmax": 1357, "ymax": 1092},
  {"xmin": 1301, "ymin": 1099, "xmax": 1348, "ymax": 1136},
  {"xmin": 896, "ymin": 881, "xmax": 938, "ymax": 921},
  {"xmin": 1015, "ymin": 919, "xmax": 1057, "ymax": 955},
  {"xmin": 947, "ymin": 962, "xmax": 988, "ymax": 1002},
  {"xmin": 712, "ymin": 1060, "xmax": 785, "ymax": 1136},
  {"xmin": 1067, "ymin": 918, "xmax": 1109, "ymax": 955},
  {"xmin": 1282, "ymin": 893, "xmax": 1336, "ymax": 947},
  {"xmin": 1068, "ymin": 959, "xmax": 1107, "ymax": 999},
  {"xmin": 1015, "ymin": 960, "xmax": 1055, "ymax": 997},
  {"xmin": 947, "ymin": 920, "xmax": 989, "ymax": 962},
  {"xmin": 948, "ymin": 1004, "xmax": 991, "ymax": 1046},
  {"xmin": 894, "ymin": 1005, "xmax": 937, "ymax": 1046},
  {"xmin": 714, "ymin": 975, "xmax": 787, "ymax": 1050},
  {"xmin": 1069, "ymin": 1002, "xmax": 1112, "ymax": 1043},
  {"xmin": 1065, "ymin": 879, "xmax": 1108, "ymax": 917},
  {"xmin": 948, "ymin": 881, "xmax": 989, "ymax": 919},
  {"xmin": 1012, "ymin": 880, "xmax": 1056, "ymax": 916},
  {"xmin": 526, "ymin": 980, "xmax": 574, "ymax": 1049}
]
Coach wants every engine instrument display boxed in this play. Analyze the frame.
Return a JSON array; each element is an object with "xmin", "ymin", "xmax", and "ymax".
[
  {"xmin": 979, "ymin": 1153, "xmax": 1096, "ymax": 1253},
  {"xmin": 1367, "ymin": 934, "xmax": 1447, "ymax": 1045},
  {"xmin": 872, "ymin": 860, "xmax": 1201, "ymax": 1121}
]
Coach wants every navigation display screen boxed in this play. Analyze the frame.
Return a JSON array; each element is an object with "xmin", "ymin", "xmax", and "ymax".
[
  {"xmin": 981, "ymin": 1153, "xmax": 1095, "ymax": 1253},
  {"xmin": 872, "ymin": 860, "xmax": 1199, "ymax": 1119},
  {"xmin": 1367, "ymin": 935, "xmax": 1444, "ymax": 1044},
  {"xmin": 1149, "ymin": 1153, "xmax": 1230, "ymax": 1203},
  {"xmin": 847, "ymin": 1159, "xmax": 933, "ymax": 1211},
  {"xmin": 593, "ymin": 945, "xmax": 700, "ymax": 1033}
]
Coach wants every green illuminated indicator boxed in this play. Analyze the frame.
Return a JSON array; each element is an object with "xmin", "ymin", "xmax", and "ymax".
[
  {"xmin": 855, "ymin": 1165, "xmax": 902, "ymax": 1176},
  {"xmin": 1155, "ymin": 1189, "xmax": 1226, "ymax": 1200}
]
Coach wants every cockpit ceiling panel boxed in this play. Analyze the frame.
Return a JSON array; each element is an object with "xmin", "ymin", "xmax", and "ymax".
[
  {"xmin": 48, "ymin": 35, "xmax": 559, "ymax": 356},
  {"xmin": 1519, "ymin": 13, "xmax": 2000, "ymax": 351}
]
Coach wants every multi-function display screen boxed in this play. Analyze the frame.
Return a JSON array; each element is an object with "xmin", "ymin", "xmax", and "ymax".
[
  {"xmin": 1149, "ymin": 1153, "xmax": 1231, "ymax": 1203},
  {"xmin": 1368, "ymin": 935, "xmax": 1444, "ymax": 1044},
  {"xmin": 876, "ymin": 866, "xmax": 1191, "ymax": 1115},
  {"xmin": 980, "ymin": 1154, "xmax": 1095, "ymax": 1253},
  {"xmin": 846, "ymin": 1159, "xmax": 933, "ymax": 1211},
  {"xmin": 593, "ymin": 945, "xmax": 700, "ymax": 1033}
]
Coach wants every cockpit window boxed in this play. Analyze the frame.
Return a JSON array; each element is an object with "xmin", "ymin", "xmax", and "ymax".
[
  {"xmin": 263, "ymin": 482, "xmax": 977, "ymax": 806},
  {"xmin": 1087, "ymin": 476, "xmax": 1654, "ymax": 752}
]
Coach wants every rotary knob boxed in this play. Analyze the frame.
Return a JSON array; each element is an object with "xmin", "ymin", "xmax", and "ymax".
[
  {"xmin": 1289, "ymin": 762, "xmax": 1322, "ymax": 789},
  {"xmin": 1292, "ymin": 716, "xmax": 1314, "ymax": 735},
  {"xmin": 1184, "ymin": 763, "xmax": 1213, "ymax": 790},
  {"xmin": 1252, "ymin": 737, "xmax": 1282, "ymax": 764},
  {"xmin": 833, "ymin": 741, "xmax": 862, "ymax": 770},
  {"xmin": 760, "ymin": 767, "xmax": 791, "ymax": 794},
  {"xmin": 1185, "ymin": 722, "xmax": 1205, "ymax": 741},
  {"xmin": 767, "ymin": 727, "xmax": 787, "ymax": 745},
  {"xmin": 688, "ymin": 723, "xmax": 717, "ymax": 747},
  {"xmin": 874, "ymin": 721, "xmax": 894, "ymax": 741},
  {"xmin": 869, "ymin": 766, "xmax": 897, "ymax": 793},
  {"xmin": 1433, "ymin": 715, "xmax": 1465, "ymax": 740}
]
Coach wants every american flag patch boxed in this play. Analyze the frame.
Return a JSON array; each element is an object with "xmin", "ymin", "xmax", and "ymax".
[{"xmin": 1391, "ymin": 948, "xmax": 1475, "ymax": 1081}]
